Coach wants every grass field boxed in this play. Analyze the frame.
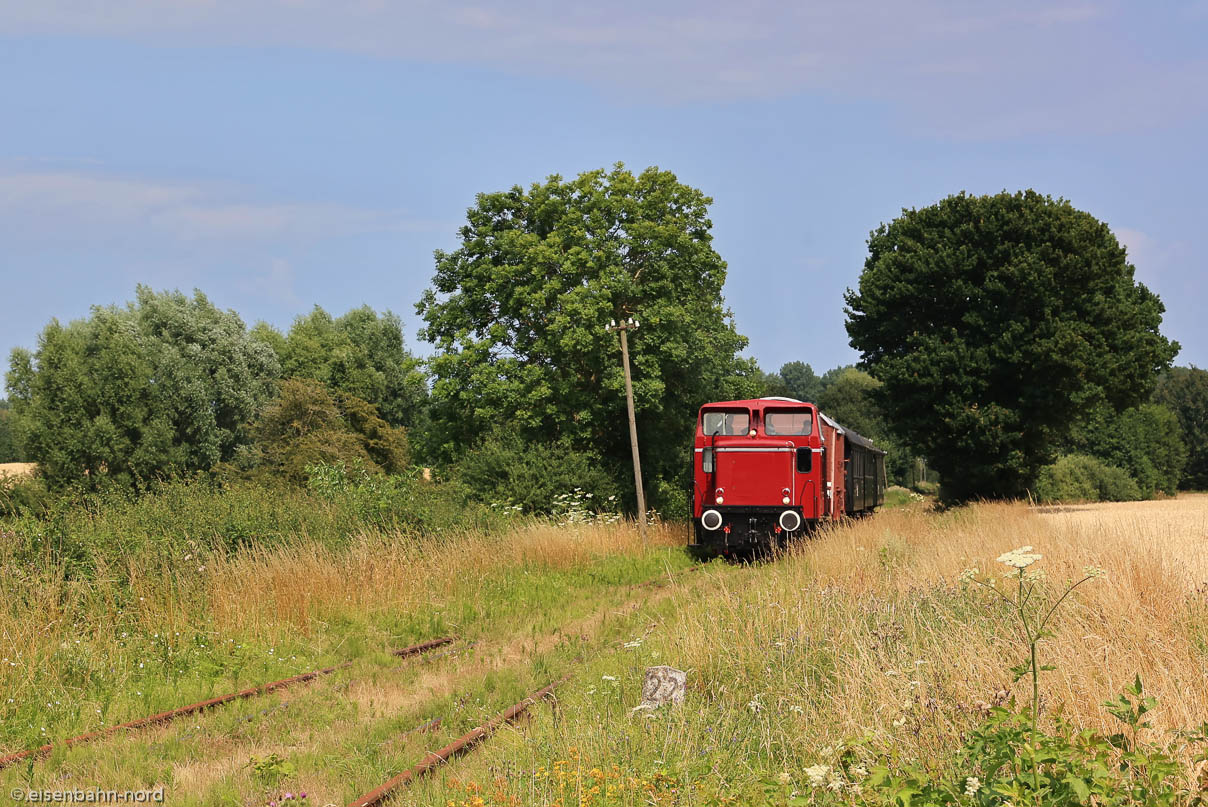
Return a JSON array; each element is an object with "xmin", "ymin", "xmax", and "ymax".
[
  {"xmin": 3, "ymin": 493, "xmax": 1207, "ymax": 804},
  {"xmin": 0, "ymin": 462, "xmax": 35, "ymax": 479}
]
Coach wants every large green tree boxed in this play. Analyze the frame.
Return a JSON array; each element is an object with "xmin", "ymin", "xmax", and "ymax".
[
  {"xmin": 845, "ymin": 191, "xmax": 1178, "ymax": 501},
  {"xmin": 417, "ymin": 164, "xmax": 760, "ymax": 501},
  {"xmin": 5, "ymin": 287, "xmax": 279, "ymax": 487},
  {"xmin": 252, "ymin": 305, "xmax": 427, "ymax": 428},
  {"xmin": 1152, "ymin": 366, "xmax": 1208, "ymax": 489}
]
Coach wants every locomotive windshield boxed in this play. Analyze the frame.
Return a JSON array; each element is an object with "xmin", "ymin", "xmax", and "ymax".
[
  {"xmin": 765, "ymin": 410, "xmax": 813, "ymax": 436},
  {"xmin": 701, "ymin": 410, "xmax": 750, "ymax": 436}
]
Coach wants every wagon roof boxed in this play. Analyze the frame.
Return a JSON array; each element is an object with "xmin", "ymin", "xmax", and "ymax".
[{"xmin": 819, "ymin": 412, "xmax": 886, "ymax": 453}]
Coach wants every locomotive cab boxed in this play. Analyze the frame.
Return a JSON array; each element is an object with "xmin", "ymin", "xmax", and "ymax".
[{"xmin": 691, "ymin": 397, "xmax": 886, "ymax": 556}]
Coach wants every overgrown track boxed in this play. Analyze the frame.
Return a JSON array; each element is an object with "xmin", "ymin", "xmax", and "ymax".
[
  {"xmin": 0, "ymin": 637, "xmax": 454, "ymax": 770},
  {"xmin": 347, "ymin": 677, "xmax": 568, "ymax": 807},
  {"xmin": 346, "ymin": 563, "xmax": 706, "ymax": 805}
]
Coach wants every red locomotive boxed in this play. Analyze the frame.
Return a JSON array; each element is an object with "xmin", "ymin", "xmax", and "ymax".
[{"xmin": 691, "ymin": 396, "xmax": 886, "ymax": 554}]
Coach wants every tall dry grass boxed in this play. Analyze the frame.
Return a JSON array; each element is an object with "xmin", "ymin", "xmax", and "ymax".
[
  {"xmin": 662, "ymin": 497, "xmax": 1208, "ymax": 759},
  {"xmin": 0, "ymin": 516, "xmax": 685, "ymax": 755},
  {"xmin": 202, "ymin": 519, "xmax": 684, "ymax": 640},
  {"xmin": 426, "ymin": 496, "xmax": 1208, "ymax": 805}
]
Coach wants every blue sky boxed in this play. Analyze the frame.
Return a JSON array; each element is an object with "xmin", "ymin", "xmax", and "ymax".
[{"xmin": 2, "ymin": 1, "xmax": 1206, "ymax": 379}]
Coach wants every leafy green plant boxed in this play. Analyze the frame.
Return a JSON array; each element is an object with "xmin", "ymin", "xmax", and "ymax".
[{"xmin": 247, "ymin": 752, "xmax": 297, "ymax": 786}]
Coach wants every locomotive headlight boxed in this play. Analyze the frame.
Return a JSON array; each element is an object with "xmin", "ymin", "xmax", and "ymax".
[
  {"xmin": 714, "ymin": 487, "xmax": 724, "ymax": 504},
  {"xmin": 782, "ymin": 496, "xmax": 790, "ymax": 505},
  {"xmin": 778, "ymin": 510, "xmax": 802, "ymax": 532},
  {"xmin": 701, "ymin": 509, "xmax": 723, "ymax": 531}
]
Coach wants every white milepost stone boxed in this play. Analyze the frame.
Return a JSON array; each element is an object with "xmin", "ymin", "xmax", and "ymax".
[{"xmin": 635, "ymin": 666, "xmax": 686, "ymax": 711}]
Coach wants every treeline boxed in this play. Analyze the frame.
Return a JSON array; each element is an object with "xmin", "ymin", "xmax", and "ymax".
[
  {"xmin": 3, "ymin": 169, "xmax": 1204, "ymax": 513},
  {"xmin": 0, "ymin": 283, "xmax": 724, "ymax": 516},
  {"xmin": 3, "ymin": 289, "xmax": 420, "ymax": 486},
  {"xmin": 756, "ymin": 361, "xmax": 1208, "ymax": 501}
]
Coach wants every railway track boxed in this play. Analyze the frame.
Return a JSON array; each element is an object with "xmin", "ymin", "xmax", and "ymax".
[
  {"xmin": 0, "ymin": 638, "xmax": 454, "ymax": 770},
  {"xmin": 5, "ymin": 561, "xmax": 708, "ymax": 803}
]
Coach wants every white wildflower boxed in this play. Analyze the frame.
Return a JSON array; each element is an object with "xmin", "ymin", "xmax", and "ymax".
[
  {"xmin": 1083, "ymin": 565, "xmax": 1106, "ymax": 579},
  {"xmin": 777, "ymin": 772, "xmax": 792, "ymax": 785},
  {"xmin": 601, "ymin": 675, "xmax": 617, "ymax": 681},
  {"xmin": 997, "ymin": 546, "xmax": 1042, "ymax": 569},
  {"xmin": 804, "ymin": 764, "xmax": 831, "ymax": 787},
  {"xmin": 849, "ymin": 764, "xmax": 868, "ymax": 779},
  {"xmin": 964, "ymin": 776, "xmax": 981, "ymax": 796}
]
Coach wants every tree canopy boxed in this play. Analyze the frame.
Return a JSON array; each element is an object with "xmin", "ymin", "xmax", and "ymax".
[
  {"xmin": 778, "ymin": 361, "xmax": 823, "ymax": 403},
  {"xmin": 6, "ymin": 287, "xmax": 279, "ymax": 487},
  {"xmin": 816, "ymin": 368, "xmax": 885, "ymax": 440},
  {"xmin": 845, "ymin": 190, "xmax": 1178, "ymax": 501},
  {"xmin": 417, "ymin": 164, "xmax": 759, "ymax": 500},
  {"xmin": 252, "ymin": 306, "xmax": 426, "ymax": 429},
  {"xmin": 1152, "ymin": 366, "xmax": 1208, "ymax": 490}
]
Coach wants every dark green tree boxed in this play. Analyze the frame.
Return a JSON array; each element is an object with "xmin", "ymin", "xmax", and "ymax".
[
  {"xmin": 1152, "ymin": 366, "xmax": 1208, "ymax": 489},
  {"xmin": 253, "ymin": 306, "xmax": 427, "ymax": 429},
  {"xmin": 816, "ymin": 368, "xmax": 885, "ymax": 438},
  {"xmin": 778, "ymin": 361, "xmax": 822, "ymax": 402},
  {"xmin": 845, "ymin": 191, "xmax": 1178, "ymax": 501},
  {"xmin": 1064, "ymin": 401, "xmax": 1186, "ymax": 497},
  {"xmin": 417, "ymin": 164, "xmax": 760, "ymax": 503},
  {"xmin": 755, "ymin": 369, "xmax": 791, "ymax": 399},
  {"xmin": 814, "ymin": 367, "xmax": 916, "ymax": 485},
  {"xmin": 5, "ymin": 287, "xmax": 279, "ymax": 488}
]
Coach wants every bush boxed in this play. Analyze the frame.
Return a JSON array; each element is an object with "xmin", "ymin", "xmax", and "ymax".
[
  {"xmin": 0, "ymin": 472, "xmax": 499, "ymax": 580},
  {"xmin": 305, "ymin": 460, "xmax": 488, "ymax": 533},
  {"xmin": 0, "ymin": 472, "xmax": 52, "ymax": 518},
  {"xmin": 452, "ymin": 430, "xmax": 620, "ymax": 515},
  {"xmin": 1033, "ymin": 454, "xmax": 1141, "ymax": 503},
  {"xmin": 244, "ymin": 378, "xmax": 408, "ymax": 484}
]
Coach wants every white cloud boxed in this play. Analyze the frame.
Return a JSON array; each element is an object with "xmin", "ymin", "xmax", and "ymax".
[
  {"xmin": 2, "ymin": 1, "xmax": 1205, "ymax": 136},
  {"xmin": 0, "ymin": 171, "xmax": 437, "ymax": 245}
]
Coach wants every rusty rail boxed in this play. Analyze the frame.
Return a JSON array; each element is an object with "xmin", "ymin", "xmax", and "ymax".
[
  {"xmin": 347, "ymin": 676, "xmax": 568, "ymax": 807},
  {"xmin": 0, "ymin": 637, "xmax": 453, "ymax": 770}
]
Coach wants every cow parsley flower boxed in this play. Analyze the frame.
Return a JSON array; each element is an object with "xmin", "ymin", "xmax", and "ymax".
[
  {"xmin": 965, "ymin": 776, "xmax": 981, "ymax": 796},
  {"xmin": 804, "ymin": 764, "xmax": 831, "ymax": 787},
  {"xmin": 997, "ymin": 546, "xmax": 1042, "ymax": 569}
]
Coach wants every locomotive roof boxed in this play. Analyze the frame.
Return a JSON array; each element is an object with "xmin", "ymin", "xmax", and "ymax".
[
  {"xmin": 699, "ymin": 397, "xmax": 812, "ymax": 408},
  {"xmin": 699, "ymin": 398, "xmax": 886, "ymax": 454}
]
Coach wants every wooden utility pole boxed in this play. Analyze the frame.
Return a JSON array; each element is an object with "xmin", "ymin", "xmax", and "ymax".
[{"xmin": 607, "ymin": 317, "xmax": 647, "ymax": 543}]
